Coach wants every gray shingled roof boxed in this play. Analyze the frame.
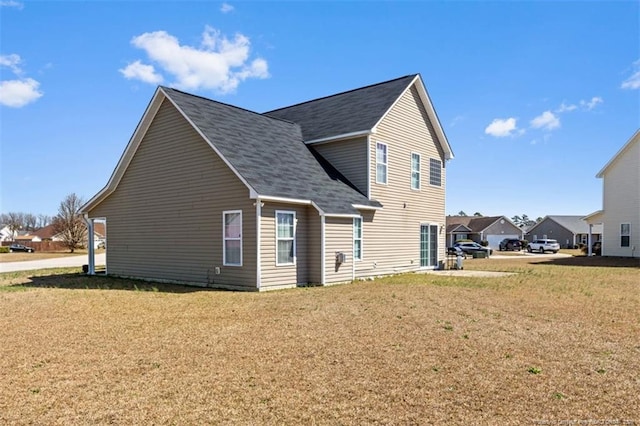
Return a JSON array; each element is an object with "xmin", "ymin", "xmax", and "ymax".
[
  {"xmin": 162, "ymin": 87, "xmax": 380, "ymax": 215},
  {"xmin": 546, "ymin": 216, "xmax": 603, "ymax": 234},
  {"xmin": 264, "ymin": 75, "xmax": 417, "ymax": 142}
]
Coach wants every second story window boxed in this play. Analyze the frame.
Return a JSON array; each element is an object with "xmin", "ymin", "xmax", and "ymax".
[
  {"xmin": 376, "ymin": 142, "xmax": 388, "ymax": 184},
  {"xmin": 429, "ymin": 158, "xmax": 441, "ymax": 186},
  {"xmin": 411, "ymin": 153, "xmax": 421, "ymax": 190}
]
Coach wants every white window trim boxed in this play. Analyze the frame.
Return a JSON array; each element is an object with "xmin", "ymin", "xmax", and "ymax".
[
  {"xmin": 429, "ymin": 158, "xmax": 442, "ymax": 187},
  {"xmin": 353, "ymin": 216, "xmax": 363, "ymax": 261},
  {"xmin": 223, "ymin": 210, "xmax": 242, "ymax": 267},
  {"xmin": 376, "ymin": 142, "xmax": 388, "ymax": 185},
  {"xmin": 276, "ymin": 210, "xmax": 296, "ymax": 266},
  {"xmin": 621, "ymin": 223, "xmax": 631, "ymax": 247},
  {"xmin": 411, "ymin": 152, "xmax": 421, "ymax": 190}
]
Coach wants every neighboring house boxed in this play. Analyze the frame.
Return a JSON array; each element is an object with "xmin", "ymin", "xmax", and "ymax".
[
  {"xmin": 524, "ymin": 216, "xmax": 603, "ymax": 249},
  {"xmin": 81, "ymin": 74, "xmax": 454, "ymax": 290},
  {"xmin": 31, "ymin": 223, "xmax": 106, "ymax": 249},
  {"xmin": 0, "ymin": 226, "xmax": 15, "ymax": 242},
  {"xmin": 446, "ymin": 216, "xmax": 522, "ymax": 249},
  {"xmin": 585, "ymin": 129, "xmax": 640, "ymax": 257}
]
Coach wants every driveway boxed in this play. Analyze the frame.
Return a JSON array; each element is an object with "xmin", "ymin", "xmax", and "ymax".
[
  {"xmin": 489, "ymin": 252, "xmax": 573, "ymax": 259},
  {"xmin": 0, "ymin": 253, "xmax": 106, "ymax": 273}
]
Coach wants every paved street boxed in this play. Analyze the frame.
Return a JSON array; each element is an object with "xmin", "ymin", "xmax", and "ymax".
[{"xmin": 0, "ymin": 253, "xmax": 106, "ymax": 273}]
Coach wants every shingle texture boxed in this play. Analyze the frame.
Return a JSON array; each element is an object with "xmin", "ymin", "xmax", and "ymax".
[
  {"xmin": 546, "ymin": 216, "xmax": 603, "ymax": 234},
  {"xmin": 162, "ymin": 87, "xmax": 381, "ymax": 215},
  {"xmin": 264, "ymin": 75, "xmax": 417, "ymax": 142}
]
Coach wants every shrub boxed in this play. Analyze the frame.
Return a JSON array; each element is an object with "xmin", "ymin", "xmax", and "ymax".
[
  {"xmin": 520, "ymin": 240, "xmax": 529, "ymax": 249},
  {"xmin": 480, "ymin": 240, "xmax": 489, "ymax": 247},
  {"xmin": 0, "ymin": 246, "xmax": 8, "ymax": 253}
]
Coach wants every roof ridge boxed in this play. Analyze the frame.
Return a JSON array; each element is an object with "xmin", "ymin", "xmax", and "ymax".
[
  {"xmin": 161, "ymin": 86, "xmax": 299, "ymax": 127},
  {"xmin": 263, "ymin": 74, "xmax": 417, "ymax": 114}
]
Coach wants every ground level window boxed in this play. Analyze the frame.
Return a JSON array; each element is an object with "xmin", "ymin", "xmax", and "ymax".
[
  {"xmin": 276, "ymin": 211, "xmax": 296, "ymax": 265},
  {"xmin": 223, "ymin": 210, "xmax": 242, "ymax": 266},
  {"xmin": 354, "ymin": 217, "xmax": 362, "ymax": 261},
  {"xmin": 621, "ymin": 223, "xmax": 630, "ymax": 247}
]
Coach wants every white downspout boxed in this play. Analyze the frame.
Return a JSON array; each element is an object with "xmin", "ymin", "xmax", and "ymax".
[
  {"xmin": 256, "ymin": 200, "xmax": 262, "ymax": 290},
  {"xmin": 587, "ymin": 224, "xmax": 593, "ymax": 256},
  {"xmin": 321, "ymin": 215, "xmax": 326, "ymax": 285},
  {"xmin": 83, "ymin": 214, "xmax": 95, "ymax": 275}
]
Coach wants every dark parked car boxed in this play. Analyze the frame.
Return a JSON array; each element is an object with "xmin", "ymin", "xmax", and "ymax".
[
  {"xmin": 499, "ymin": 238, "xmax": 521, "ymax": 251},
  {"xmin": 9, "ymin": 244, "xmax": 35, "ymax": 253},
  {"xmin": 453, "ymin": 241, "xmax": 493, "ymax": 256}
]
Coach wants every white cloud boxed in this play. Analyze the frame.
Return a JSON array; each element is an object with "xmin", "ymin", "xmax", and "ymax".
[
  {"xmin": 0, "ymin": 1, "xmax": 23, "ymax": 9},
  {"xmin": 530, "ymin": 111, "xmax": 560, "ymax": 130},
  {"xmin": 0, "ymin": 78, "xmax": 43, "ymax": 107},
  {"xmin": 485, "ymin": 117, "xmax": 518, "ymax": 137},
  {"xmin": 0, "ymin": 53, "xmax": 23, "ymax": 75},
  {"xmin": 119, "ymin": 60, "xmax": 163, "ymax": 84},
  {"xmin": 0, "ymin": 53, "xmax": 42, "ymax": 107},
  {"xmin": 580, "ymin": 96, "xmax": 603, "ymax": 111},
  {"xmin": 124, "ymin": 26, "xmax": 269, "ymax": 93},
  {"xmin": 621, "ymin": 59, "xmax": 640, "ymax": 90},
  {"xmin": 221, "ymin": 2, "xmax": 234, "ymax": 13},
  {"xmin": 556, "ymin": 102, "xmax": 577, "ymax": 113}
]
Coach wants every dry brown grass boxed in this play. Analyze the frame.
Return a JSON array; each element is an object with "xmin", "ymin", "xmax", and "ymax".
[{"xmin": 1, "ymin": 257, "xmax": 638, "ymax": 425}]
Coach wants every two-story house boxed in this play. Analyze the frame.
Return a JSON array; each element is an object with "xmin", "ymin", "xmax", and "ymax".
[{"xmin": 81, "ymin": 74, "xmax": 454, "ymax": 290}]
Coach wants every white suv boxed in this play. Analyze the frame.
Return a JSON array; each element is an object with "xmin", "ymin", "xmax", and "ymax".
[{"xmin": 527, "ymin": 239, "xmax": 560, "ymax": 254}]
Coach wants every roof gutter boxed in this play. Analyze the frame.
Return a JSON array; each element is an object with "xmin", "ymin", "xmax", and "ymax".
[{"xmin": 305, "ymin": 130, "xmax": 373, "ymax": 145}]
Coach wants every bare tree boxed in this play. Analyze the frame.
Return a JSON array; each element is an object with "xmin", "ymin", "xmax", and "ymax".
[
  {"xmin": 52, "ymin": 193, "xmax": 87, "ymax": 252},
  {"xmin": 37, "ymin": 214, "xmax": 52, "ymax": 229},
  {"xmin": 24, "ymin": 213, "xmax": 37, "ymax": 231}
]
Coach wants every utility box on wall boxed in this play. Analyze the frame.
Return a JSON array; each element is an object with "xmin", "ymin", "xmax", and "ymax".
[{"xmin": 335, "ymin": 252, "xmax": 347, "ymax": 264}]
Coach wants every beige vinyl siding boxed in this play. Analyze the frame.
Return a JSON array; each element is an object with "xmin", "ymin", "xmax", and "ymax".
[
  {"xmin": 260, "ymin": 203, "xmax": 311, "ymax": 288},
  {"xmin": 601, "ymin": 137, "xmax": 640, "ymax": 257},
  {"xmin": 324, "ymin": 217, "xmax": 354, "ymax": 284},
  {"xmin": 313, "ymin": 137, "xmax": 368, "ymax": 195},
  {"xmin": 88, "ymin": 99, "xmax": 256, "ymax": 289},
  {"xmin": 359, "ymin": 84, "xmax": 446, "ymax": 277}
]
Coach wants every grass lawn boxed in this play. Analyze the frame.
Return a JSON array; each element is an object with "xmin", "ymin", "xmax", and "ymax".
[{"xmin": 0, "ymin": 256, "xmax": 638, "ymax": 424}]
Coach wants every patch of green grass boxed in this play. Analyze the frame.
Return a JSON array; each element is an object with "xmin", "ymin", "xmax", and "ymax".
[{"xmin": 528, "ymin": 366, "xmax": 542, "ymax": 375}]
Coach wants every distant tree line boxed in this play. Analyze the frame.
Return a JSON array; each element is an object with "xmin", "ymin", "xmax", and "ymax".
[{"xmin": 1, "ymin": 193, "xmax": 87, "ymax": 252}]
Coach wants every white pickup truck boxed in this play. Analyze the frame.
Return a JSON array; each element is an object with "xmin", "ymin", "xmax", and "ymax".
[{"xmin": 527, "ymin": 239, "xmax": 560, "ymax": 253}]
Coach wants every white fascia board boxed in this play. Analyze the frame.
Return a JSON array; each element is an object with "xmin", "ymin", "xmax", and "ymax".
[
  {"xmin": 305, "ymin": 130, "xmax": 372, "ymax": 145},
  {"xmin": 258, "ymin": 195, "xmax": 313, "ymax": 206},
  {"xmin": 596, "ymin": 129, "xmax": 639, "ymax": 178},
  {"xmin": 352, "ymin": 204, "xmax": 383, "ymax": 211},
  {"xmin": 371, "ymin": 75, "xmax": 454, "ymax": 161},
  {"xmin": 583, "ymin": 210, "xmax": 604, "ymax": 222},
  {"xmin": 81, "ymin": 88, "xmax": 167, "ymax": 214}
]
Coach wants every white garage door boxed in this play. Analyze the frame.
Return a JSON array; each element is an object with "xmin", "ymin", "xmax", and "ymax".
[{"xmin": 486, "ymin": 234, "xmax": 519, "ymax": 250}]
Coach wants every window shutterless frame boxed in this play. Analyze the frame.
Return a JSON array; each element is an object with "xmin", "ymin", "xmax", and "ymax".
[
  {"xmin": 223, "ymin": 210, "xmax": 242, "ymax": 266},
  {"xmin": 429, "ymin": 158, "xmax": 441, "ymax": 186},
  {"xmin": 411, "ymin": 152, "xmax": 421, "ymax": 190},
  {"xmin": 376, "ymin": 142, "xmax": 388, "ymax": 184},
  {"xmin": 620, "ymin": 223, "xmax": 631, "ymax": 247},
  {"xmin": 276, "ymin": 210, "xmax": 296, "ymax": 266},
  {"xmin": 353, "ymin": 217, "xmax": 363, "ymax": 261}
]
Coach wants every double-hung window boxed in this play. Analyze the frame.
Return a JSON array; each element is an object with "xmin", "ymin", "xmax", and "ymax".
[
  {"xmin": 621, "ymin": 223, "xmax": 631, "ymax": 247},
  {"xmin": 376, "ymin": 142, "xmax": 388, "ymax": 184},
  {"xmin": 353, "ymin": 217, "xmax": 363, "ymax": 261},
  {"xmin": 429, "ymin": 158, "xmax": 442, "ymax": 186},
  {"xmin": 223, "ymin": 210, "xmax": 242, "ymax": 266},
  {"xmin": 276, "ymin": 211, "xmax": 296, "ymax": 265},
  {"xmin": 411, "ymin": 153, "xmax": 421, "ymax": 190}
]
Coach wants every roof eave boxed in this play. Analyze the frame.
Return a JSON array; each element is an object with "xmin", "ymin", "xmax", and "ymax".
[
  {"xmin": 371, "ymin": 74, "xmax": 454, "ymax": 161},
  {"xmin": 305, "ymin": 130, "xmax": 373, "ymax": 145},
  {"xmin": 596, "ymin": 128, "xmax": 639, "ymax": 177}
]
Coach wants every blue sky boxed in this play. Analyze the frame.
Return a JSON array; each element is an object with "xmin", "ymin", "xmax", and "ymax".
[{"xmin": 1, "ymin": 0, "xmax": 638, "ymax": 221}]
